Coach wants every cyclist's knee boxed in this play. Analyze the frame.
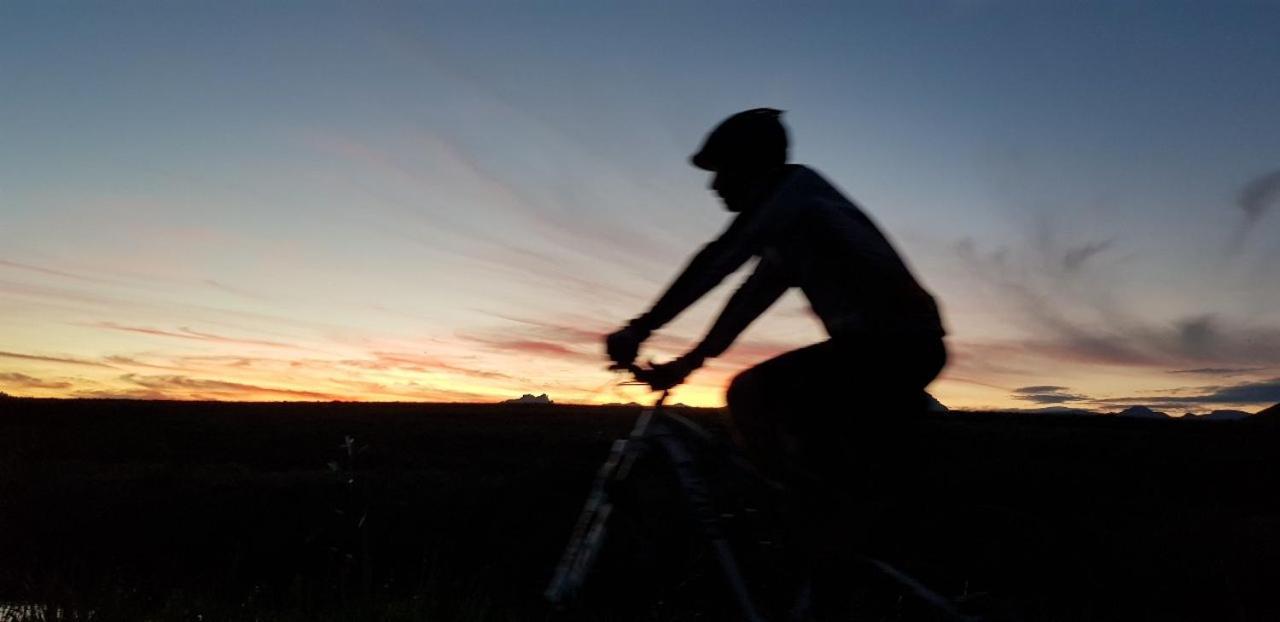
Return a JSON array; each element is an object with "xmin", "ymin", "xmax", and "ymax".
[{"xmin": 726, "ymin": 367, "xmax": 762, "ymax": 413}]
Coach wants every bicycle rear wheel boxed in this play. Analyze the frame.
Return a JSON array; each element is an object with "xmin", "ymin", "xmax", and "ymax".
[{"xmin": 858, "ymin": 501, "xmax": 1103, "ymax": 621}]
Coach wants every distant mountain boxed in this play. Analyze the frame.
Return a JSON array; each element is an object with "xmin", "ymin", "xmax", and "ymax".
[
  {"xmin": 504, "ymin": 393, "xmax": 553, "ymax": 405},
  {"xmin": 1201, "ymin": 410, "xmax": 1251, "ymax": 421},
  {"xmin": 1257, "ymin": 403, "xmax": 1280, "ymax": 418},
  {"xmin": 996, "ymin": 406, "xmax": 1097, "ymax": 416},
  {"xmin": 1116, "ymin": 405, "xmax": 1170, "ymax": 419},
  {"xmin": 603, "ymin": 401, "xmax": 693, "ymax": 408}
]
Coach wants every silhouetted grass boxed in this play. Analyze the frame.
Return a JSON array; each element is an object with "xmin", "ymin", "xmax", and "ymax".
[{"xmin": 1, "ymin": 398, "xmax": 1278, "ymax": 620}]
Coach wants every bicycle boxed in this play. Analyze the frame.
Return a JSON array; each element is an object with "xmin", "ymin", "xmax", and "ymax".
[{"xmin": 545, "ymin": 364, "xmax": 979, "ymax": 621}]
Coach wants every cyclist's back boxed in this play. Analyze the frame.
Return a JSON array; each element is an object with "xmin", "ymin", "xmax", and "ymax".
[{"xmin": 736, "ymin": 162, "xmax": 944, "ymax": 341}]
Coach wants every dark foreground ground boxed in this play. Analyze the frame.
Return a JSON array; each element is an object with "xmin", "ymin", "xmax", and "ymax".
[{"xmin": 1, "ymin": 398, "xmax": 1278, "ymax": 621}]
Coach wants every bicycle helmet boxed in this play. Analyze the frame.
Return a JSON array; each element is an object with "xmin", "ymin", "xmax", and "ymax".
[{"xmin": 690, "ymin": 108, "xmax": 788, "ymax": 172}]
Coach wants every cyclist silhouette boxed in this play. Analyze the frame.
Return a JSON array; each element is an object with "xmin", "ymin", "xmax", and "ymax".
[{"xmin": 606, "ymin": 108, "xmax": 947, "ymax": 478}]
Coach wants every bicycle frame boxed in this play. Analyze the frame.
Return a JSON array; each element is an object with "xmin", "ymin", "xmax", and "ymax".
[
  {"xmin": 545, "ymin": 385, "xmax": 975, "ymax": 622},
  {"xmin": 544, "ymin": 390, "xmax": 769, "ymax": 622}
]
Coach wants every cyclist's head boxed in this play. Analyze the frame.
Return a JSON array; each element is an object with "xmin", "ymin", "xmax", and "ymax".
[
  {"xmin": 691, "ymin": 108, "xmax": 789, "ymax": 212},
  {"xmin": 691, "ymin": 108, "xmax": 788, "ymax": 172}
]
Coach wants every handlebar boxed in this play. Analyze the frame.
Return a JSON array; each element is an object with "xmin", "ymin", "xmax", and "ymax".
[{"xmin": 608, "ymin": 362, "xmax": 671, "ymax": 407}]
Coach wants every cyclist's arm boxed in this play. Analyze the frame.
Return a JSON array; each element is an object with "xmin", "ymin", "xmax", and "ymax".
[
  {"xmin": 627, "ymin": 214, "xmax": 764, "ymax": 333},
  {"xmin": 686, "ymin": 253, "xmax": 791, "ymax": 362}
]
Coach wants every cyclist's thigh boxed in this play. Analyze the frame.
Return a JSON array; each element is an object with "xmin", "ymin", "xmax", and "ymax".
[
  {"xmin": 725, "ymin": 342, "xmax": 843, "ymax": 464},
  {"xmin": 791, "ymin": 338, "xmax": 944, "ymax": 473},
  {"xmin": 727, "ymin": 341, "xmax": 843, "ymax": 422},
  {"xmin": 730, "ymin": 340, "xmax": 844, "ymax": 393}
]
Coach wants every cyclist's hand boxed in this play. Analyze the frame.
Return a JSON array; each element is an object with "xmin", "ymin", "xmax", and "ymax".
[
  {"xmin": 604, "ymin": 324, "xmax": 649, "ymax": 367},
  {"xmin": 635, "ymin": 354, "xmax": 704, "ymax": 391}
]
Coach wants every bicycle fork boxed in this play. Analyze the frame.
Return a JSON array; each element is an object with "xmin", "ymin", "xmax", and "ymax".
[
  {"xmin": 652, "ymin": 424, "xmax": 768, "ymax": 622},
  {"xmin": 545, "ymin": 409, "xmax": 655, "ymax": 605},
  {"xmin": 545, "ymin": 396, "xmax": 767, "ymax": 622}
]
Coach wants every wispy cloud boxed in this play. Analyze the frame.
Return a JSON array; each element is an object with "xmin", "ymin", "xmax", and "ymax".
[
  {"xmin": 0, "ymin": 350, "xmax": 115, "ymax": 368},
  {"xmin": 202, "ymin": 279, "xmax": 273, "ymax": 302},
  {"xmin": 102, "ymin": 355, "xmax": 196, "ymax": 371},
  {"xmin": 476, "ymin": 312, "xmax": 604, "ymax": 345},
  {"xmin": 0, "ymin": 259, "xmax": 110, "ymax": 284},
  {"xmin": 1062, "ymin": 239, "xmax": 1113, "ymax": 272},
  {"xmin": 1239, "ymin": 169, "xmax": 1280, "ymax": 226},
  {"xmin": 94, "ymin": 322, "xmax": 297, "ymax": 349},
  {"xmin": 1169, "ymin": 367, "xmax": 1268, "ymax": 376},
  {"xmin": 486, "ymin": 339, "xmax": 585, "ymax": 358},
  {"xmin": 1227, "ymin": 169, "xmax": 1280, "ymax": 252},
  {"xmin": 120, "ymin": 374, "xmax": 341, "ymax": 401},
  {"xmin": 0, "ymin": 372, "xmax": 72, "ymax": 390},
  {"xmin": 712, "ymin": 339, "xmax": 802, "ymax": 367},
  {"xmin": 0, "ymin": 280, "xmax": 131, "ymax": 309},
  {"xmin": 1099, "ymin": 377, "xmax": 1280, "ymax": 407},
  {"xmin": 1028, "ymin": 318, "xmax": 1280, "ymax": 370},
  {"xmin": 348, "ymin": 351, "xmax": 520, "ymax": 382},
  {"xmin": 471, "ymin": 309, "xmax": 808, "ymax": 369},
  {"xmin": 456, "ymin": 327, "xmax": 596, "ymax": 361},
  {"xmin": 955, "ymin": 237, "xmax": 1280, "ymax": 370},
  {"xmin": 70, "ymin": 388, "xmax": 173, "ymax": 400},
  {"xmin": 993, "ymin": 377, "xmax": 1280, "ymax": 412},
  {"xmin": 1011, "ymin": 385, "xmax": 1090, "ymax": 404},
  {"xmin": 303, "ymin": 128, "xmax": 672, "ymax": 309}
]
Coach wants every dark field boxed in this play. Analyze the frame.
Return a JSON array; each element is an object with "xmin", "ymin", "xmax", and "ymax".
[{"xmin": 1, "ymin": 398, "xmax": 1278, "ymax": 621}]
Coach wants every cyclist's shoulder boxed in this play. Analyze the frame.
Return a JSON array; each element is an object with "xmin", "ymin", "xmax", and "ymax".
[
  {"xmin": 749, "ymin": 166, "xmax": 857, "ymax": 239},
  {"xmin": 772, "ymin": 165, "xmax": 855, "ymax": 210},
  {"xmin": 775, "ymin": 163, "xmax": 823, "ymax": 194}
]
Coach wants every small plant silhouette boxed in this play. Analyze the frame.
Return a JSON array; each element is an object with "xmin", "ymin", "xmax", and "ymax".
[{"xmin": 325, "ymin": 435, "xmax": 372, "ymax": 612}]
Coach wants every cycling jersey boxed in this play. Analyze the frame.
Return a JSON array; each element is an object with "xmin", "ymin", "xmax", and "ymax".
[{"xmin": 629, "ymin": 164, "xmax": 945, "ymax": 360}]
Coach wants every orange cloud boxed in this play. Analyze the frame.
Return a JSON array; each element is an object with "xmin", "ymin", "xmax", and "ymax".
[
  {"xmin": 102, "ymin": 355, "xmax": 198, "ymax": 371},
  {"xmin": 71, "ymin": 388, "xmax": 173, "ymax": 400},
  {"xmin": 496, "ymin": 340, "xmax": 584, "ymax": 358},
  {"xmin": 120, "ymin": 374, "xmax": 341, "ymax": 401},
  {"xmin": 0, "ymin": 372, "xmax": 72, "ymax": 390},
  {"xmin": 325, "ymin": 378, "xmax": 496, "ymax": 402},
  {"xmin": 458, "ymin": 331, "xmax": 592, "ymax": 360}
]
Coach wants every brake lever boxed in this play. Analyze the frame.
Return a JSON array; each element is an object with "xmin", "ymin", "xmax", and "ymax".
[{"xmin": 607, "ymin": 361, "xmax": 657, "ymax": 388}]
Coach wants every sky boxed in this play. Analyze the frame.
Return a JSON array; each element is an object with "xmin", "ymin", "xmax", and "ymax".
[{"xmin": 2, "ymin": 1, "xmax": 1280, "ymax": 412}]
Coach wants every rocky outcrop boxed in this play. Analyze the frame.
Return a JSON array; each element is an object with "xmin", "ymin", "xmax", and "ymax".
[{"xmin": 504, "ymin": 393, "xmax": 553, "ymax": 405}]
